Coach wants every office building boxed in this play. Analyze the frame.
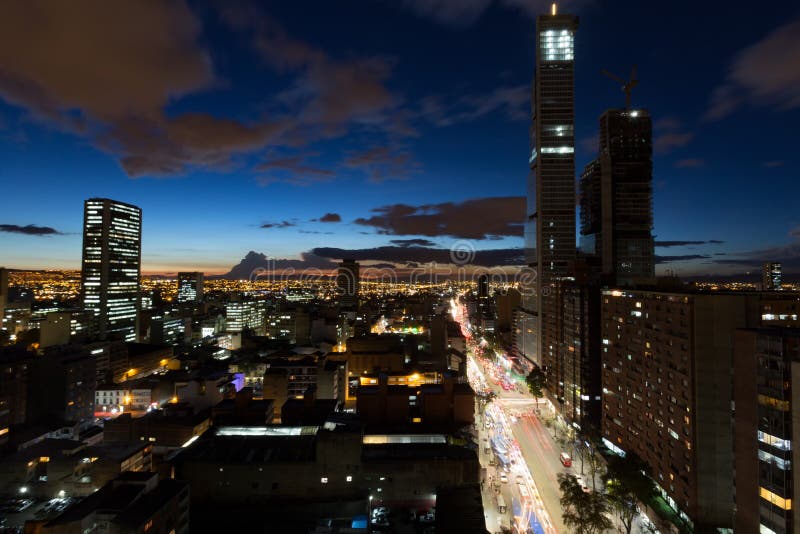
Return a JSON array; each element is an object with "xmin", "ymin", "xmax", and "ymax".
[
  {"xmin": 518, "ymin": 7, "xmax": 579, "ymax": 377},
  {"xmin": 733, "ymin": 328, "xmax": 799, "ymax": 533},
  {"xmin": 81, "ymin": 198, "xmax": 142, "ymax": 342},
  {"xmin": 0, "ymin": 267, "xmax": 7, "ymax": 334},
  {"xmin": 601, "ymin": 289, "xmax": 762, "ymax": 531},
  {"xmin": 580, "ymin": 109, "xmax": 655, "ymax": 285},
  {"xmin": 337, "ymin": 259, "xmax": 360, "ymax": 310},
  {"xmin": 177, "ymin": 272, "xmax": 204, "ymax": 303},
  {"xmin": 225, "ymin": 299, "xmax": 266, "ymax": 335},
  {"xmin": 763, "ymin": 262, "xmax": 782, "ymax": 291},
  {"xmin": 149, "ymin": 314, "xmax": 187, "ymax": 346}
]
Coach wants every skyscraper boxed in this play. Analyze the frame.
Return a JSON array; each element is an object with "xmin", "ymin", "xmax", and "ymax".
[
  {"xmin": 0, "ymin": 267, "xmax": 7, "ymax": 335},
  {"xmin": 518, "ymin": 7, "xmax": 578, "ymax": 374},
  {"xmin": 337, "ymin": 259, "xmax": 360, "ymax": 310},
  {"xmin": 580, "ymin": 109, "xmax": 654, "ymax": 285},
  {"xmin": 177, "ymin": 271, "xmax": 204, "ymax": 303},
  {"xmin": 81, "ymin": 198, "xmax": 142, "ymax": 342},
  {"xmin": 763, "ymin": 261, "xmax": 782, "ymax": 290}
]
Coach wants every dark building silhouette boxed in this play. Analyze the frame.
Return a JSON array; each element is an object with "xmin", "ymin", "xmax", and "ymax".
[
  {"xmin": 81, "ymin": 198, "xmax": 142, "ymax": 342},
  {"xmin": 580, "ymin": 109, "xmax": 654, "ymax": 285},
  {"xmin": 336, "ymin": 259, "xmax": 360, "ymax": 311},
  {"xmin": 28, "ymin": 346, "xmax": 96, "ymax": 425}
]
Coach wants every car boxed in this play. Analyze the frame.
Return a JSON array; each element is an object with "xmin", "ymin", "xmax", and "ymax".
[
  {"xmin": 500, "ymin": 473, "xmax": 508, "ymax": 484},
  {"xmin": 516, "ymin": 474, "xmax": 524, "ymax": 484},
  {"xmin": 559, "ymin": 452, "xmax": 572, "ymax": 467},
  {"xmin": 372, "ymin": 506, "xmax": 390, "ymax": 518},
  {"xmin": 574, "ymin": 475, "xmax": 591, "ymax": 493}
]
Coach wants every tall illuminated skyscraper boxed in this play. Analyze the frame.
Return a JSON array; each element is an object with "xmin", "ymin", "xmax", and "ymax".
[
  {"xmin": 518, "ymin": 6, "xmax": 578, "ymax": 374},
  {"xmin": 81, "ymin": 198, "xmax": 141, "ymax": 341}
]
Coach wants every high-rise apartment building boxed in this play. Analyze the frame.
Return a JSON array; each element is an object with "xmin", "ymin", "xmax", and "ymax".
[
  {"xmin": 81, "ymin": 198, "xmax": 141, "ymax": 342},
  {"xmin": 177, "ymin": 272, "xmax": 204, "ymax": 303},
  {"xmin": 601, "ymin": 288, "xmax": 762, "ymax": 531},
  {"xmin": 763, "ymin": 262, "xmax": 782, "ymax": 291},
  {"xmin": 580, "ymin": 109, "xmax": 654, "ymax": 285},
  {"xmin": 733, "ymin": 328, "xmax": 799, "ymax": 534},
  {"xmin": 337, "ymin": 259, "xmax": 360, "ymax": 310},
  {"xmin": 519, "ymin": 7, "xmax": 578, "ymax": 382},
  {"xmin": 556, "ymin": 271, "xmax": 602, "ymax": 429}
]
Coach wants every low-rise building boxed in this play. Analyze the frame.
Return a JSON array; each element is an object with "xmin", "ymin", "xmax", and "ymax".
[{"xmin": 41, "ymin": 471, "xmax": 189, "ymax": 534}]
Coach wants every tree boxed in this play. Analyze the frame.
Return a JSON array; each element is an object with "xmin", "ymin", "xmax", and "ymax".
[
  {"xmin": 558, "ymin": 472, "xmax": 612, "ymax": 534},
  {"xmin": 526, "ymin": 367, "xmax": 545, "ymax": 403},
  {"xmin": 602, "ymin": 452, "xmax": 657, "ymax": 534}
]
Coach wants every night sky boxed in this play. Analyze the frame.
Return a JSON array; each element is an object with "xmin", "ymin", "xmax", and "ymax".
[{"xmin": 0, "ymin": 0, "xmax": 798, "ymax": 277}]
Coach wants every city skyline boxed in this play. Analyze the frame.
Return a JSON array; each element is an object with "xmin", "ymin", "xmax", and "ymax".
[{"xmin": 1, "ymin": 1, "xmax": 799, "ymax": 277}]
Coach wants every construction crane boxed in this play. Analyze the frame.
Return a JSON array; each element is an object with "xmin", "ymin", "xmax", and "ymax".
[{"xmin": 601, "ymin": 65, "xmax": 638, "ymax": 110}]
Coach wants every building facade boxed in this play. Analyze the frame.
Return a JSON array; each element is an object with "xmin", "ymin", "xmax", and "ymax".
[
  {"xmin": 580, "ymin": 109, "xmax": 654, "ymax": 285},
  {"xmin": 518, "ymin": 8, "xmax": 578, "ymax": 379},
  {"xmin": 337, "ymin": 259, "xmax": 360, "ymax": 310},
  {"xmin": 601, "ymin": 289, "xmax": 761, "ymax": 530},
  {"xmin": 177, "ymin": 272, "xmax": 204, "ymax": 303},
  {"xmin": 733, "ymin": 328, "xmax": 799, "ymax": 534},
  {"xmin": 81, "ymin": 198, "xmax": 142, "ymax": 342},
  {"xmin": 763, "ymin": 262, "xmax": 783, "ymax": 291}
]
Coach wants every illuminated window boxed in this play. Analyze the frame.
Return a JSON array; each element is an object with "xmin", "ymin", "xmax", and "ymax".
[
  {"xmin": 346, "ymin": 475, "xmax": 353, "ymax": 482},
  {"xmin": 321, "ymin": 477, "xmax": 328, "ymax": 484},
  {"xmin": 758, "ymin": 430, "xmax": 791, "ymax": 450},
  {"xmin": 760, "ymin": 487, "xmax": 792, "ymax": 510}
]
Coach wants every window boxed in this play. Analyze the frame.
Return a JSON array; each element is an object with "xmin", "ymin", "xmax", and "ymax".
[{"xmin": 321, "ymin": 477, "xmax": 328, "ymax": 484}]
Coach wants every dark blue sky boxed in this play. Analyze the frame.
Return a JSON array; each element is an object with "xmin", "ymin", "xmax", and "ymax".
[{"xmin": 0, "ymin": 0, "xmax": 798, "ymax": 276}]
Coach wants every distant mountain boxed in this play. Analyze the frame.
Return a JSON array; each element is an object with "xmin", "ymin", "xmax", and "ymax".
[{"xmin": 221, "ymin": 251, "xmax": 338, "ymax": 280}]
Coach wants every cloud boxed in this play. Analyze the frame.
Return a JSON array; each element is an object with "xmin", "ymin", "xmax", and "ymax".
[
  {"xmin": 0, "ymin": 224, "xmax": 62, "ymax": 236},
  {"xmin": 390, "ymin": 238, "xmax": 438, "ymax": 247},
  {"xmin": 256, "ymin": 154, "xmax": 335, "ymax": 186},
  {"xmin": 220, "ymin": 4, "xmax": 410, "ymax": 141},
  {"xmin": 223, "ymin": 250, "xmax": 338, "ymax": 279},
  {"xmin": 355, "ymin": 196, "xmax": 525, "ymax": 239},
  {"xmin": 674, "ymin": 158, "xmax": 705, "ymax": 168},
  {"xmin": 652, "ymin": 117, "xmax": 694, "ymax": 154},
  {"xmin": 655, "ymin": 254, "xmax": 711, "ymax": 263},
  {"xmin": 343, "ymin": 146, "xmax": 418, "ymax": 182},
  {"xmin": 655, "ymin": 240, "xmax": 724, "ymax": 248},
  {"xmin": 710, "ymin": 228, "xmax": 800, "ymax": 270},
  {"xmin": 419, "ymin": 86, "xmax": 529, "ymax": 126},
  {"xmin": 313, "ymin": 246, "xmax": 524, "ymax": 266},
  {"xmin": 0, "ymin": 1, "xmax": 285, "ymax": 177},
  {"xmin": 705, "ymin": 17, "xmax": 800, "ymax": 120},
  {"xmin": 260, "ymin": 221, "xmax": 296, "ymax": 229},
  {"xmin": 318, "ymin": 213, "xmax": 342, "ymax": 223},
  {"xmin": 396, "ymin": 0, "xmax": 581, "ymax": 27}
]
